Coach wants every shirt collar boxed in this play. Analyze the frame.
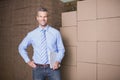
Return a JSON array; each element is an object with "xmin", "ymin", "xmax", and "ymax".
[{"xmin": 38, "ymin": 25, "xmax": 49, "ymax": 31}]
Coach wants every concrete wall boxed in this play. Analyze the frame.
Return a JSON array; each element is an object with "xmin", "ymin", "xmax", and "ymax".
[
  {"xmin": 0, "ymin": 0, "xmax": 63, "ymax": 80},
  {"xmin": 60, "ymin": 0, "xmax": 120, "ymax": 80}
]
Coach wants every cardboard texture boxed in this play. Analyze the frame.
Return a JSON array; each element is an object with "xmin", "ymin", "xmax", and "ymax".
[
  {"xmin": 97, "ymin": 18, "xmax": 120, "ymax": 41},
  {"xmin": 1, "ymin": 0, "xmax": 120, "ymax": 80},
  {"xmin": 98, "ymin": 42, "xmax": 120, "ymax": 65},
  {"xmin": 78, "ymin": 20, "xmax": 97, "ymax": 41},
  {"xmin": 97, "ymin": 0, "xmax": 120, "ymax": 18},
  {"xmin": 62, "ymin": 11, "xmax": 77, "ymax": 26},
  {"xmin": 60, "ymin": 27, "xmax": 77, "ymax": 46},
  {"xmin": 61, "ymin": 66, "xmax": 77, "ymax": 80},
  {"xmin": 77, "ymin": 42, "xmax": 97, "ymax": 63},
  {"xmin": 98, "ymin": 64, "xmax": 120, "ymax": 80},
  {"xmin": 77, "ymin": 0, "xmax": 96, "ymax": 20},
  {"xmin": 77, "ymin": 63, "xmax": 96, "ymax": 80},
  {"xmin": 62, "ymin": 47, "xmax": 77, "ymax": 66}
]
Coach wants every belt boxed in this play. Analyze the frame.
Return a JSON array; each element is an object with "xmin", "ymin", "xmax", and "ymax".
[{"xmin": 35, "ymin": 63, "xmax": 50, "ymax": 67}]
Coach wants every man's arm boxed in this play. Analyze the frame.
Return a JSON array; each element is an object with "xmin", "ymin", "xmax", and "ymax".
[
  {"xmin": 18, "ymin": 33, "xmax": 31, "ymax": 63},
  {"xmin": 53, "ymin": 31, "xmax": 65, "ymax": 70},
  {"xmin": 56, "ymin": 31, "xmax": 65, "ymax": 62}
]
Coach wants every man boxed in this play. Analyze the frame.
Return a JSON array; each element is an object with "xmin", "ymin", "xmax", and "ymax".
[{"xmin": 18, "ymin": 7, "xmax": 65, "ymax": 80}]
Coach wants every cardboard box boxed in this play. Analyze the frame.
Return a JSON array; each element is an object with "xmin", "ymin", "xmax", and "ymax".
[{"xmin": 77, "ymin": 0, "xmax": 96, "ymax": 20}]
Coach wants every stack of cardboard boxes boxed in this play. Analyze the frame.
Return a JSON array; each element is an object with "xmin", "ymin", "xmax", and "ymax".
[{"xmin": 60, "ymin": 0, "xmax": 120, "ymax": 80}]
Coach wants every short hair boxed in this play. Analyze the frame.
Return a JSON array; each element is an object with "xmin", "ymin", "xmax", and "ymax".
[{"xmin": 38, "ymin": 7, "xmax": 48, "ymax": 12}]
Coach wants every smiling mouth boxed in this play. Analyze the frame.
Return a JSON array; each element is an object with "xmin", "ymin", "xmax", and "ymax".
[
  {"xmin": 41, "ymin": 21, "xmax": 46, "ymax": 24},
  {"xmin": 40, "ymin": 21, "xmax": 47, "ymax": 26}
]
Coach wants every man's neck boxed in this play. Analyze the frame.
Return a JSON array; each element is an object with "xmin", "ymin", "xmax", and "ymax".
[
  {"xmin": 40, "ymin": 25, "xmax": 46, "ymax": 29},
  {"xmin": 39, "ymin": 25, "xmax": 48, "ymax": 29}
]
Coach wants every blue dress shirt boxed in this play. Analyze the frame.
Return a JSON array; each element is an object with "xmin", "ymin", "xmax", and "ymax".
[{"xmin": 18, "ymin": 25, "xmax": 65, "ymax": 64}]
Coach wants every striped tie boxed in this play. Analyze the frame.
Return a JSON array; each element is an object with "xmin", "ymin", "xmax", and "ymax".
[{"xmin": 40, "ymin": 29, "xmax": 48, "ymax": 64}]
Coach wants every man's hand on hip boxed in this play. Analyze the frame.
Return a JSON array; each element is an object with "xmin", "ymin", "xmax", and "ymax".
[{"xmin": 27, "ymin": 61, "xmax": 36, "ymax": 68}]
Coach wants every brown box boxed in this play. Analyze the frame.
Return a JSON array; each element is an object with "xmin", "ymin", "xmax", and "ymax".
[
  {"xmin": 60, "ymin": 27, "xmax": 77, "ymax": 46},
  {"xmin": 97, "ymin": 0, "xmax": 120, "ymax": 18},
  {"xmin": 77, "ymin": 63, "xmax": 96, "ymax": 80},
  {"xmin": 78, "ymin": 20, "xmax": 97, "ymax": 41},
  {"xmin": 61, "ymin": 66, "xmax": 77, "ymax": 80},
  {"xmin": 98, "ymin": 64, "xmax": 120, "ymax": 80},
  {"xmin": 13, "ymin": 0, "xmax": 31, "ymax": 9},
  {"xmin": 98, "ymin": 42, "xmax": 120, "ymax": 65},
  {"xmin": 0, "ymin": 7, "xmax": 12, "ymax": 26},
  {"xmin": 12, "ymin": 7, "xmax": 32, "ymax": 25},
  {"xmin": 30, "ymin": 0, "xmax": 41, "ymax": 7},
  {"xmin": 97, "ymin": 18, "xmax": 120, "ymax": 41},
  {"xmin": 62, "ymin": 47, "xmax": 77, "ymax": 66},
  {"xmin": 0, "ymin": 0, "xmax": 9, "ymax": 8},
  {"xmin": 62, "ymin": 11, "xmax": 77, "ymax": 27},
  {"xmin": 77, "ymin": 42, "xmax": 97, "ymax": 63},
  {"xmin": 77, "ymin": 0, "xmax": 96, "ymax": 21}
]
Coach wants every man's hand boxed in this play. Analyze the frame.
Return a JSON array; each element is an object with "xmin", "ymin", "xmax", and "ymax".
[
  {"xmin": 53, "ymin": 61, "xmax": 60, "ymax": 70},
  {"xmin": 27, "ymin": 61, "xmax": 36, "ymax": 68}
]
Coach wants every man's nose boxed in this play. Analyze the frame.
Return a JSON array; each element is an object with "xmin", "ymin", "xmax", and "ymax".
[{"xmin": 41, "ymin": 17, "xmax": 45, "ymax": 20}]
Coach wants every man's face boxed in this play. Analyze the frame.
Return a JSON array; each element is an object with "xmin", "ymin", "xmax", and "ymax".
[{"xmin": 36, "ymin": 11, "xmax": 48, "ymax": 27}]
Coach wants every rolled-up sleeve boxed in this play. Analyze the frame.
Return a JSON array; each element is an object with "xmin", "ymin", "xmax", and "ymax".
[
  {"xmin": 18, "ymin": 33, "xmax": 31, "ymax": 63},
  {"xmin": 56, "ymin": 31, "xmax": 65, "ymax": 63}
]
